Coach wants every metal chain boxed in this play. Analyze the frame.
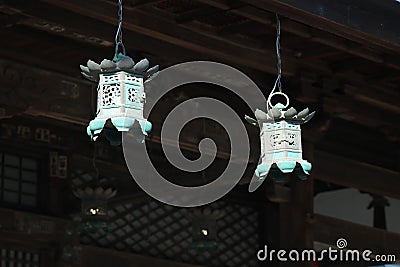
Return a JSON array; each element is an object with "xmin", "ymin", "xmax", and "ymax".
[{"xmin": 114, "ymin": 0, "xmax": 126, "ymax": 59}]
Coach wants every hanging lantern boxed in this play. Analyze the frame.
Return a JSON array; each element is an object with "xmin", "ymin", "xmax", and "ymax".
[
  {"xmin": 246, "ymin": 92, "xmax": 315, "ymax": 183},
  {"xmin": 73, "ymin": 186, "xmax": 117, "ymax": 233},
  {"xmin": 80, "ymin": 0, "xmax": 159, "ymax": 144},
  {"xmin": 189, "ymin": 208, "xmax": 223, "ymax": 250},
  {"xmin": 246, "ymin": 15, "xmax": 315, "ymax": 183}
]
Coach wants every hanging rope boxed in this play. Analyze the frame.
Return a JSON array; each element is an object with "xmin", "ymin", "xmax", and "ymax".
[
  {"xmin": 267, "ymin": 14, "xmax": 289, "ymax": 110},
  {"xmin": 114, "ymin": 0, "xmax": 126, "ymax": 60}
]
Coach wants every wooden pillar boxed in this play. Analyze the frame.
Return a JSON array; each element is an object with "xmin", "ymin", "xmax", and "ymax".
[{"xmin": 282, "ymin": 142, "xmax": 314, "ymax": 266}]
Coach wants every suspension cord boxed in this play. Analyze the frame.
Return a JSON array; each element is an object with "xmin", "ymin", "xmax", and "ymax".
[
  {"xmin": 267, "ymin": 14, "xmax": 284, "ymax": 110},
  {"xmin": 274, "ymin": 14, "xmax": 282, "ymax": 93}
]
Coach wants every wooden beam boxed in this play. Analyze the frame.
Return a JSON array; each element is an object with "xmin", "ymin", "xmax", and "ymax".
[
  {"xmin": 0, "ymin": 58, "xmax": 92, "ymax": 124},
  {"xmin": 313, "ymin": 150, "xmax": 400, "ymax": 200},
  {"xmin": 129, "ymin": 0, "xmax": 165, "ymax": 8},
  {"xmin": 197, "ymin": 0, "xmax": 400, "ymax": 71},
  {"xmin": 9, "ymin": 0, "xmax": 297, "ymax": 75},
  {"xmin": 343, "ymin": 84, "xmax": 400, "ymax": 114},
  {"xmin": 0, "ymin": 208, "xmax": 75, "ymax": 245},
  {"xmin": 314, "ymin": 213, "xmax": 400, "ymax": 260},
  {"xmin": 242, "ymin": 0, "xmax": 400, "ymax": 54},
  {"xmin": 175, "ymin": 6, "xmax": 220, "ymax": 24}
]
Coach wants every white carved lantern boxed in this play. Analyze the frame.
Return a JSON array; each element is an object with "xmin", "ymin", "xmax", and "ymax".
[
  {"xmin": 80, "ymin": 54, "xmax": 159, "ymax": 144},
  {"xmin": 246, "ymin": 92, "xmax": 315, "ymax": 183}
]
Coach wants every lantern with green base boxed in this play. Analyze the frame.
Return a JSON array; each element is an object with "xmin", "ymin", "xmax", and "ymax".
[
  {"xmin": 246, "ymin": 92, "xmax": 315, "ymax": 183},
  {"xmin": 73, "ymin": 186, "xmax": 117, "ymax": 233},
  {"xmin": 79, "ymin": 0, "xmax": 158, "ymax": 145},
  {"xmin": 81, "ymin": 55, "xmax": 158, "ymax": 144},
  {"xmin": 189, "ymin": 208, "xmax": 224, "ymax": 250}
]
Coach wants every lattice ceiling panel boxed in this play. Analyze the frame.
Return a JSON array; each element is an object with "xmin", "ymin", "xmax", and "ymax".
[
  {"xmin": 80, "ymin": 199, "xmax": 261, "ymax": 267},
  {"xmin": 71, "ymin": 169, "xmax": 95, "ymax": 187}
]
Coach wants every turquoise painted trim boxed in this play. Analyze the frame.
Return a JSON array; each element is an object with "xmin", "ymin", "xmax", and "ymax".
[
  {"xmin": 123, "ymin": 81, "xmax": 142, "ymax": 87},
  {"xmin": 89, "ymin": 119, "xmax": 107, "ymax": 135},
  {"xmin": 125, "ymin": 103, "xmax": 143, "ymax": 110},
  {"xmin": 102, "ymin": 81, "xmax": 122, "ymax": 85},
  {"xmin": 138, "ymin": 120, "xmax": 152, "ymax": 135},
  {"xmin": 272, "ymin": 152, "xmax": 285, "ymax": 159},
  {"xmin": 276, "ymin": 161, "xmax": 296, "ymax": 173},
  {"xmin": 255, "ymin": 163, "xmax": 272, "ymax": 178},
  {"xmin": 299, "ymin": 161, "xmax": 312, "ymax": 175},
  {"xmin": 287, "ymin": 152, "xmax": 301, "ymax": 159},
  {"xmin": 111, "ymin": 117, "xmax": 135, "ymax": 131},
  {"xmin": 102, "ymin": 105, "xmax": 121, "ymax": 109},
  {"xmin": 86, "ymin": 125, "xmax": 92, "ymax": 138}
]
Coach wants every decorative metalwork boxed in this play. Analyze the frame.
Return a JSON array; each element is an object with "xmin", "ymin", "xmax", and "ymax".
[{"xmin": 246, "ymin": 98, "xmax": 314, "ymax": 182}]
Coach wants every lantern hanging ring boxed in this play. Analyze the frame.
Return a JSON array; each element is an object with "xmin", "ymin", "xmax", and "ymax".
[{"xmin": 267, "ymin": 91, "xmax": 289, "ymax": 109}]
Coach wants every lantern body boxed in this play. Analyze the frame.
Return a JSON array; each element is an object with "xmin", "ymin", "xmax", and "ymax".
[
  {"xmin": 79, "ymin": 198, "xmax": 109, "ymax": 233},
  {"xmin": 97, "ymin": 71, "xmax": 145, "ymax": 121},
  {"xmin": 191, "ymin": 217, "xmax": 217, "ymax": 247},
  {"xmin": 87, "ymin": 71, "xmax": 151, "ymax": 142},
  {"xmin": 73, "ymin": 186, "xmax": 117, "ymax": 233},
  {"xmin": 81, "ymin": 198, "xmax": 108, "ymax": 222},
  {"xmin": 246, "ymin": 102, "xmax": 315, "ymax": 183},
  {"xmin": 81, "ymin": 56, "xmax": 159, "ymax": 144},
  {"xmin": 189, "ymin": 209, "xmax": 223, "ymax": 250},
  {"xmin": 257, "ymin": 119, "xmax": 311, "ymax": 182}
]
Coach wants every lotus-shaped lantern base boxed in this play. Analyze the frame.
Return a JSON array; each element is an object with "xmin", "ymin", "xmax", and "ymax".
[
  {"xmin": 86, "ymin": 117, "xmax": 152, "ymax": 144},
  {"xmin": 256, "ymin": 161, "xmax": 311, "ymax": 183}
]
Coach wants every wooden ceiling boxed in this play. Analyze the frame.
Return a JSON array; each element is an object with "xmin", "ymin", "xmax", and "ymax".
[{"xmin": 0, "ymin": 0, "xmax": 398, "ymax": 190}]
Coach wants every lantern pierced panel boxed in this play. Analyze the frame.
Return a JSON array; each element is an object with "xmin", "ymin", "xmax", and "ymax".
[
  {"xmin": 101, "ymin": 84, "xmax": 121, "ymax": 107},
  {"xmin": 102, "ymin": 73, "xmax": 120, "ymax": 83},
  {"xmin": 126, "ymin": 85, "xmax": 144, "ymax": 109},
  {"xmin": 125, "ymin": 75, "xmax": 142, "ymax": 84}
]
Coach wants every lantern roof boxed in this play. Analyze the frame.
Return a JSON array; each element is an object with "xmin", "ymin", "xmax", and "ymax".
[
  {"xmin": 246, "ymin": 103, "xmax": 315, "ymax": 125},
  {"xmin": 73, "ymin": 186, "xmax": 117, "ymax": 200},
  {"xmin": 80, "ymin": 53, "xmax": 159, "ymax": 82}
]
